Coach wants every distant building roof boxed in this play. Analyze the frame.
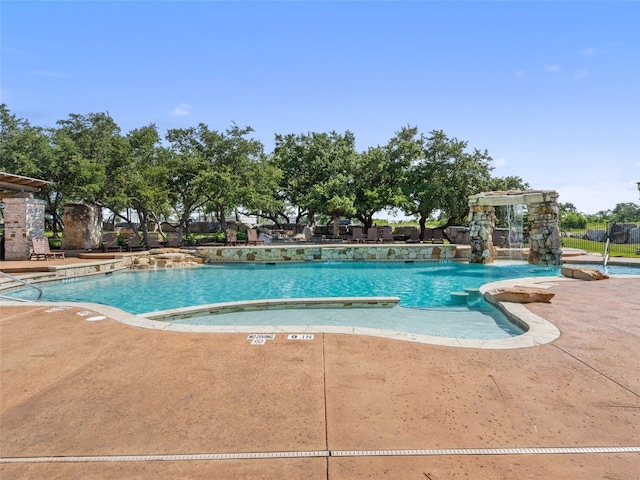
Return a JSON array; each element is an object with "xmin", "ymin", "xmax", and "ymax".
[{"xmin": 0, "ymin": 172, "xmax": 51, "ymax": 192}]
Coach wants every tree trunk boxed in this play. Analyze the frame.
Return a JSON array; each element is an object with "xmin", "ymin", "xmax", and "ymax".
[
  {"xmin": 217, "ymin": 205, "xmax": 228, "ymax": 234},
  {"xmin": 419, "ymin": 216, "xmax": 427, "ymax": 241},
  {"xmin": 333, "ymin": 216, "xmax": 339, "ymax": 237}
]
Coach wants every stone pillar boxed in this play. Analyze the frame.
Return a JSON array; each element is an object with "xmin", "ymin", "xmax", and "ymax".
[
  {"xmin": 528, "ymin": 192, "xmax": 562, "ymax": 265},
  {"xmin": 2, "ymin": 193, "xmax": 46, "ymax": 260},
  {"xmin": 61, "ymin": 203, "xmax": 102, "ymax": 251},
  {"xmin": 468, "ymin": 203, "xmax": 495, "ymax": 264}
]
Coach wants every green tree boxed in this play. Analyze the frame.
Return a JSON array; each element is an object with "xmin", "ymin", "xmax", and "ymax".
[
  {"xmin": 272, "ymin": 131, "xmax": 358, "ymax": 233},
  {"xmin": 0, "ymin": 104, "xmax": 50, "ymax": 178},
  {"xmin": 352, "ymin": 126, "xmax": 420, "ymax": 229},
  {"xmin": 124, "ymin": 125, "xmax": 171, "ymax": 245},
  {"xmin": 166, "ymin": 123, "xmax": 270, "ymax": 239},
  {"xmin": 402, "ymin": 130, "xmax": 493, "ymax": 238},
  {"xmin": 609, "ymin": 202, "xmax": 640, "ymax": 223},
  {"xmin": 200, "ymin": 124, "xmax": 272, "ymax": 235},
  {"xmin": 558, "ymin": 202, "xmax": 587, "ymax": 229},
  {"xmin": 0, "ymin": 105, "xmax": 58, "ymax": 229},
  {"xmin": 558, "ymin": 202, "xmax": 578, "ymax": 214}
]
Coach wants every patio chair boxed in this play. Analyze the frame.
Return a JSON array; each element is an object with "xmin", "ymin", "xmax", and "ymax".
[
  {"xmin": 491, "ymin": 230, "xmax": 505, "ymax": 247},
  {"xmin": 146, "ymin": 234, "xmax": 164, "ymax": 249},
  {"xmin": 302, "ymin": 226, "xmax": 313, "ymax": 242},
  {"xmin": 30, "ymin": 237, "xmax": 65, "ymax": 260},
  {"xmin": 350, "ymin": 226, "xmax": 364, "ymax": 243},
  {"xmin": 432, "ymin": 228, "xmax": 445, "ymax": 244},
  {"xmin": 126, "ymin": 234, "xmax": 146, "ymax": 252},
  {"xmin": 365, "ymin": 227, "xmax": 379, "ymax": 243},
  {"xmin": 225, "ymin": 229, "xmax": 238, "ymax": 246},
  {"xmin": 381, "ymin": 226, "xmax": 394, "ymax": 243},
  {"xmin": 406, "ymin": 229, "xmax": 421, "ymax": 243},
  {"xmin": 103, "ymin": 233, "xmax": 122, "ymax": 253},
  {"xmin": 166, "ymin": 234, "xmax": 182, "ymax": 248},
  {"xmin": 422, "ymin": 228, "xmax": 434, "ymax": 243},
  {"xmin": 247, "ymin": 228, "xmax": 265, "ymax": 245}
]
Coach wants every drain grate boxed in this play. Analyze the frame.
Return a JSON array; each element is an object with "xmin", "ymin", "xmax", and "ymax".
[
  {"xmin": 331, "ymin": 446, "xmax": 640, "ymax": 457},
  {"xmin": 2, "ymin": 446, "xmax": 638, "ymax": 463},
  {"xmin": 0, "ymin": 451, "xmax": 329, "ymax": 463}
]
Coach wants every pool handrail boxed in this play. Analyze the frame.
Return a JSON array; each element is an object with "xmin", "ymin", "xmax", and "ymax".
[{"xmin": 0, "ymin": 270, "xmax": 43, "ymax": 301}]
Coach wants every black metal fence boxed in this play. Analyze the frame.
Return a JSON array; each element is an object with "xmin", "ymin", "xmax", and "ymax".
[{"xmin": 561, "ymin": 222, "xmax": 640, "ymax": 256}]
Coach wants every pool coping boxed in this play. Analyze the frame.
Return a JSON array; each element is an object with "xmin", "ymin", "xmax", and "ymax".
[{"xmin": 143, "ymin": 296, "xmax": 401, "ymax": 321}]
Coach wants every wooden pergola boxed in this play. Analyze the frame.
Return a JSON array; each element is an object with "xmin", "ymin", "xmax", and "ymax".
[{"xmin": 0, "ymin": 172, "xmax": 51, "ymax": 193}]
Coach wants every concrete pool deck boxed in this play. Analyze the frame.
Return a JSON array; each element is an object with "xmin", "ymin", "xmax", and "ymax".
[{"xmin": 1, "ymin": 258, "xmax": 639, "ymax": 478}]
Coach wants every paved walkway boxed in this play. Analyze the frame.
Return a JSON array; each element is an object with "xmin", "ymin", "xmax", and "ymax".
[{"xmin": 1, "ymin": 258, "xmax": 639, "ymax": 478}]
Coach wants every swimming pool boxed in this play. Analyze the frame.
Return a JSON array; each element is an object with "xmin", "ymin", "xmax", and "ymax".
[{"xmin": 6, "ymin": 261, "xmax": 636, "ymax": 340}]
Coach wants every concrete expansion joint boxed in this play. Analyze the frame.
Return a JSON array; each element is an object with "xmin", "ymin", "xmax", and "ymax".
[{"xmin": 552, "ymin": 344, "xmax": 640, "ymax": 398}]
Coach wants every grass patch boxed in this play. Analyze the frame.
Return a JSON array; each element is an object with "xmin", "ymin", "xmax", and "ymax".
[{"xmin": 561, "ymin": 237, "xmax": 640, "ymax": 258}]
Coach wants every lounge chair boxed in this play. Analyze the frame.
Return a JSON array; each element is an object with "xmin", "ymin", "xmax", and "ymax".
[
  {"xmin": 350, "ymin": 226, "xmax": 364, "ymax": 243},
  {"xmin": 225, "ymin": 229, "xmax": 238, "ymax": 246},
  {"xmin": 491, "ymin": 230, "xmax": 505, "ymax": 247},
  {"xmin": 166, "ymin": 234, "xmax": 182, "ymax": 248},
  {"xmin": 146, "ymin": 234, "xmax": 164, "ymax": 249},
  {"xmin": 422, "ymin": 228, "xmax": 434, "ymax": 243},
  {"xmin": 247, "ymin": 228, "xmax": 265, "ymax": 245},
  {"xmin": 30, "ymin": 237, "xmax": 65, "ymax": 260},
  {"xmin": 103, "ymin": 233, "xmax": 122, "ymax": 252},
  {"xmin": 381, "ymin": 226, "xmax": 394, "ymax": 243},
  {"xmin": 302, "ymin": 226, "xmax": 313, "ymax": 242},
  {"xmin": 406, "ymin": 229, "xmax": 421, "ymax": 243},
  {"xmin": 126, "ymin": 234, "xmax": 146, "ymax": 252},
  {"xmin": 365, "ymin": 227, "xmax": 379, "ymax": 243},
  {"xmin": 432, "ymin": 228, "xmax": 445, "ymax": 244}
]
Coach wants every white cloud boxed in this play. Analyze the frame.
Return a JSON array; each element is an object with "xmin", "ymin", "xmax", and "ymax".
[
  {"xmin": 172, "ymin": 103, "xmax": 192, "ymax": 116},
  {"xmin": 514, "ymin": 69, "xmax": 524, "ymax": 77},
  {"xmin": 545, "ymin": 64, "xmax": 560, "ymax": 73}
]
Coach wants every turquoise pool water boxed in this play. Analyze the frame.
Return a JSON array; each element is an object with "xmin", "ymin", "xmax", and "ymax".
[
  {"xmin": 12, "ymin": 261, "xmax": 558, "ymax": 313},
  {"xmin": 7, "ymin": 262, "xmax": 636, "ymax": 340}
]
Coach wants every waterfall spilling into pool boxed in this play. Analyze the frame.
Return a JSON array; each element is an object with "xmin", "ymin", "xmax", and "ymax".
[{"xmin": 506, "ymin": 203, "xmax": 525, "ymax": 260}]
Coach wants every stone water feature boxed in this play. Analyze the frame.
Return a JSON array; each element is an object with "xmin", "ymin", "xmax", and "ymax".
[
  {"xmin": 61, "ymin": 203, "xmax": 102, "ymax": 251},
  {"xmin": 468, "ymin": 190, "xmax": 562, "ymax": 265}
]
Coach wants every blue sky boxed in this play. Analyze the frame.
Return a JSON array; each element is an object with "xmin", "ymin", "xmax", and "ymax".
[{"xmin": 2, "ymin": 1, "xmax": 639, "ymax": 216}]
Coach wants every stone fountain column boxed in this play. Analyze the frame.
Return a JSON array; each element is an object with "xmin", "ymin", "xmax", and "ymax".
[
  {"xmin": 468, "ymin": 203, "xmax": 496, "ymax": 264},
  {"xmin": 527, "ymin": 191, "xmax": 562, "ymax": 265},
  {"xmin": 61, "ymin": 203, "xmax": 102, "ymax": 251}
]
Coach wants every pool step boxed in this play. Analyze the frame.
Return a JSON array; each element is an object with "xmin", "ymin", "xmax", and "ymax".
[
  {"xmin": 451, "ymin": 288, "xmax": 484, "ymax": 306},
  {"xmin": 450, "ymin": 291, "xmax": 469, "ymax": 304}
]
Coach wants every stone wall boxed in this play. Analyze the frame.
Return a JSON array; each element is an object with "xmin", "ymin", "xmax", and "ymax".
[
  {"xmin": 2, "ymin": 195, "xmax": 45, "ymax": 260},
  {"xmin": 62, "ymin": 203, "xmax": 102, "ymax": 250},
  {"xmin": 527, "ymin": 192, "xmax": 562, "ymax": 265},
  {"xmin": 196, "ymin": 244, "xmax": 466, "ymax": 263},
  {"xmin": 467, "ymin": 205, "xmax": 496, "ymax": 264}
]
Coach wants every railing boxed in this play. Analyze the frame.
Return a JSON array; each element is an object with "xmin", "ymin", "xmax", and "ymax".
[
  {"xmin": 561, "ymin": 222, "xmax": 639, "ymax": 257},
  {"xmin": 0, "ymin": 271, "xmax": 43, "ymax": 301}
]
